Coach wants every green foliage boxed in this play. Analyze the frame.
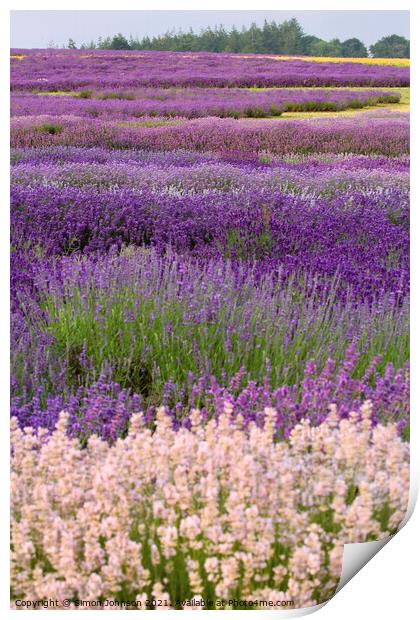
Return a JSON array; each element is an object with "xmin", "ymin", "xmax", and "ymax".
[
  {"xmin": 78, "ymin": 90, "xmax": 93, "ymax": 99},
  {"xmin": 108, "ymin": 33, "xmax": 131, "ymax": 50},
  {"xmin": 36, "ymin": 123, "xmax": 63, "ymax": 135},
  {"xmin": 34, "ymin": 263, "xmax": 408, "ymax": 406},
  {"xmin": 370, "ymin": 35, "xmax": 410, "ymax": 58},
  {"xmin": 97, "ymin": 91, "xmax": 136, "ymax": 100},
  {"xmin": 341, "ymin": 38, "xmax": 368, "ymax": 58},
  {"xmin": 71, "ymin": 19, "xmax": 407, "ymax": 57},
  {"xmin": 301, "ymin": 35, "xmax": 322, "ymax": 55},
  {"xmin": 308, "ymin": 38, "xmax": 343, "ymax": 57}
]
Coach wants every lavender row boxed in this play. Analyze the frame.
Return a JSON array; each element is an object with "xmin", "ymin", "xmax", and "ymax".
[
  {"xmin": 11, "ymin": 158, "xmax": 409, "ymax": 197},
  {"xmin": 10, "ymin": 146, "xmax": 411, "ymax": 171},
  {"xmin": 11, "ymin": 111, "xmax": 410, "ymax": 157},
  {"xmin": 11, "ymin": 88, "xmax": 400, "ymax": 119},
  {"xmin": 11, "ymin": 182, "xmax": 409, "ymax": 300},
  {"xmin": 12, "ymin": 360, "xmax": 409, "ymax": 444},
  {"xmin": 11, "ymin": 248, "xmax": 409, "ymax": 439},
  {"xmin": 11, "ymin": 50, "xmax": 410, "ymax": 90}
]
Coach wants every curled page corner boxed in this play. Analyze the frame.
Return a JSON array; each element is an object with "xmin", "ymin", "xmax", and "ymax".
[
  {"xmin": 336, "ymin": 477, "xmax": 418, "ymax": 596},
  {"xmin": 336, "ymin": 536, "xmax": 392, "ymax": 594}
]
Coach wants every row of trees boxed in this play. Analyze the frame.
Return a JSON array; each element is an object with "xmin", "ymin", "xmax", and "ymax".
[{"xmin": 67, "ymin": 19, "xmax": 409, "ymax": 58}]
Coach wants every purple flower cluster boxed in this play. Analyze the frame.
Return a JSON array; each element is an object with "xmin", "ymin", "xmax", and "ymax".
[
  {"xmin": 11, "ymin": 150, "xmax": 409, "ymax": 196},
  {"xmin": 11, "ymin": 88, "xmax": 400, "ymax": 119},
  {"xmin": 11, "ymin": 377, "xmax": 141, "ymax": 444},
  {"xmin": 11, "ymin": 353, "xmax": 409, "ymax": 442},
  {"xmin": 10, "ymin": 50, "xmax": 410, "ymax": 443},
  {"xmin": 11, "ymin": 50, "xmax": 410, "ymax": 90},
  {"xmin": 11, "ymin": 111, "xmax": 410, "ymax": 157},
  {"xmin": 11, "ymin": 145, "xmax": 411, "ymax": 171},
  {"xmin": 11, "ymin": 246, "xmax": 408, "ymax": 439},
  {"xmin": 11, "ymin": 180, "xmax": 409, "ymax": 300}
]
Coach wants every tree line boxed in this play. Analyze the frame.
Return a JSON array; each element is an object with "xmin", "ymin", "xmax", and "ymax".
[{"xmin": 65, "ymin": 19, "xmax": 409, "ymax": 58}]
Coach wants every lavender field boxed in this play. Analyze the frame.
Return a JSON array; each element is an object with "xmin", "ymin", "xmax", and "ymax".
[{"xmin": 11, "ymin": 50, "xmax": 410, "ymax": 610}]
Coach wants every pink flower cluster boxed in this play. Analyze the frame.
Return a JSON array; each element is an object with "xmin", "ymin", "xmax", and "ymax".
[{"xmin": 11, "ymin": 402, "xmax": 409, "ymax": 609}]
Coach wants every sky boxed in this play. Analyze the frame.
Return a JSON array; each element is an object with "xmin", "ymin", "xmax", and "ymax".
[{"xmin": 10, "ymin": 10, "xmax": 410, "ymax": 49}]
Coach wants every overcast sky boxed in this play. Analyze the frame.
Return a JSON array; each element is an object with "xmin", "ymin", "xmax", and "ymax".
[{"xmin": 10, "ymin": 10, "xmax": 410, "ymax": 49}]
